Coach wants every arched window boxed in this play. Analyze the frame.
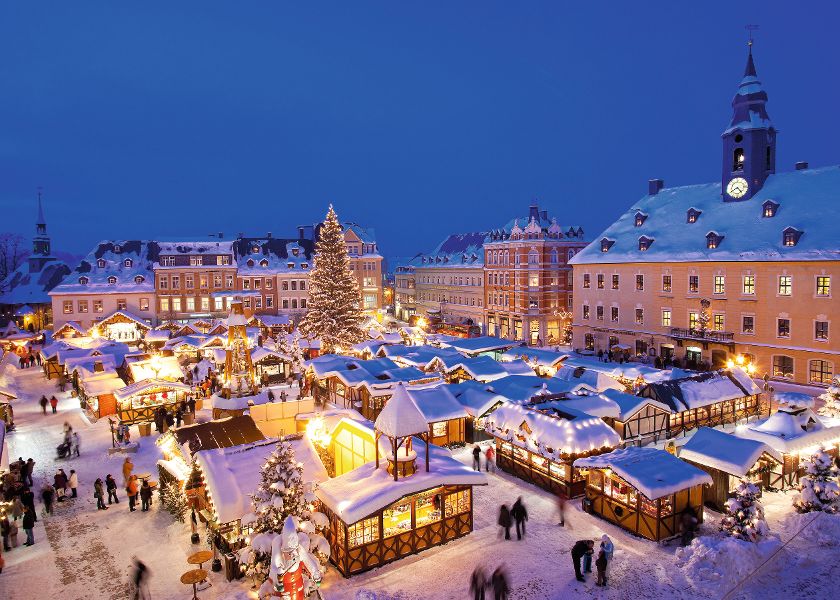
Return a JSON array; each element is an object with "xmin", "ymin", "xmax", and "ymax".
[
  {"xmin": 733, "ymin": 148, "xmax": 745, "ymax": 171},
  {"xmin": 134, "ymin": 275, "xmax": 145, "ymax": 284},
  {"xmin": 551, "ymin": 249, "xmax": 558, "ymax": 264}
]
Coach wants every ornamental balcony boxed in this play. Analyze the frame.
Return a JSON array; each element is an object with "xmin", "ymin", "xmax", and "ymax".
[{"xmin": 670, "ymin": 327, "xmax": 735, "ymax": 343}]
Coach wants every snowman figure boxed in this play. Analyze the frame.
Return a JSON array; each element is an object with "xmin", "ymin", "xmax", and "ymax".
[{"xmin": 268, "ymin": 515, "xmax": 322, "ymax": 599}]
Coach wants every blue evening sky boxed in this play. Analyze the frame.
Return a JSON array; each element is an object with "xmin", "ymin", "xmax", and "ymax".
[{"xmin": 1, "ymin": 2, "xmax": 838, "ymax": 264}]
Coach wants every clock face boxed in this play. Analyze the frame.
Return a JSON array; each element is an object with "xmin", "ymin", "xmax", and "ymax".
[{"xmin": 727, "ymin": 177, "xmax": 749, "ymax": 199}]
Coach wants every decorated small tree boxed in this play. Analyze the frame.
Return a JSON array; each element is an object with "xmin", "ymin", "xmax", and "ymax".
[
  {"xmin": 238, "ymin": 441, "xmax": 331, "ymax": 585},
  {"xmin": 721, "ymin": 479, "xmax": 769, "ymax": 541},
  {"xmin": 697, "ymin": 298, "xmax": 711, "ymax": 335},
  {"xmin": 794, "ymin": 448, "xmax": 840, "ymax": 513},
  {"xmin": 274, "ymin": 332, "xmax": 291, "ymax": 357},
  {"xmin": 298, "ymin": 205, "xmax": 365, "ymax": 353},
  {"xmin": 290, "ymin": 333, "xmax": 305, "ymax": 376},
  {"xmin": 819, "ymin": 377, "xmax": 840, "ymax": 418}
]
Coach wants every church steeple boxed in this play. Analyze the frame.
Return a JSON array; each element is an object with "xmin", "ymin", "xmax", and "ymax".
[
  {"xmin": 33, "ymin": 188, "xmax": 50, "ymax": 257},
  {"xmin": 721, "ymin": 42, "xmax": 776, "ymax": 201}
]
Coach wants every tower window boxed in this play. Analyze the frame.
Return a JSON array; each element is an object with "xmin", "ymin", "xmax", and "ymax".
[{"xmin": 733, "ymin": 148, "xmax": 745, "ymax": 171}]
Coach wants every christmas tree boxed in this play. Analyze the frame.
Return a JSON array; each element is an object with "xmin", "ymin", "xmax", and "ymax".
[
  {"xmin": 239, "ymin": 441, "xmax": 331, "ymax": 582},
  {"xmin": 794, "ymin": 448, "xmax": 840, "ymax": 513},
  {"xmin": 274, "ymin": 332, "xmax": 291, "ymax": 357},
  {"xmin": 298, "ymin": 205, "xmax": 365, "ymax": 354},
  {"xmin": 819, "ymin": 377, "xmax": 840, "ymax": 419},
  {"xmin": 721, "ymin": 479, "xmax": 769, "ymax": 541}
]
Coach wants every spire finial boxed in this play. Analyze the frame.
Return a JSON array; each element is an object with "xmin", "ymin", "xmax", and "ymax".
[
  {"xmin": 36, "ymin": 186, "xmax": 46, "ymax": 225},
  {"xmin": 745, "ymin": 24, "xmax": 759, "ymax": 51}
]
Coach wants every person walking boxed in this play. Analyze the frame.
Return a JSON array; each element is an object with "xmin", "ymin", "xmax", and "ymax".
[
  {"xmin": 472, "ymin": 445, "xmax": 481, "ymax": 471},
  {"xmin": 469, "ymin": 565, "xmax": 487, "ymax": 600},
  {"xmin": 25, "ymin": 458, "xmax": 34, "ymax": 486},
  {"xmin": 49, "ymin": 395, "xmax": 58, "ymax": 414},
  {"xmin": 122, "ymin": 457, "xmax": 134, "ymax": 487},
  {"xmin": 600, "ymin": 534, "xmax": 614, "ymax": 584},
  {"xmin": 94, "ymin": 478, "xmax": 108, "ymax": 510},
  {"xmin": 68, "ymin": 469, "xmax": 78, "ymax": 498},
  {"xmin": 571, "ymin": 539, "xmax": 594, "ymax": 582},
  {"xmin": 1, "ymin": 514, "xmax": 10, "ymax": 551},
  {"xmin": 511, "ymin": 497, "xmax": 528, "ymax": 540},
  {"xmin": 72, "ymin": 432, "xmax": 81, "ymax": 457},
  {"xmin": 497, "ymin": 504, "xmax": 512, "ymax": 541},
  {"xmin": 54, "ymin": 469, "xmax": 68, "ymax": 502},
  {"xmin": 11, "ymin": 497, "xmax": 24, "ymax": 522},
  {"xmin": 22, "ymin": 506, "xmax": 35, "ymax": 546},
  {"xmin": 106, "ymin": 474, "xmax": 119, "ymax": 504},
  {"xmin": 187, "ymin": 397, "xmax": 195, "ymax": 415},
  {"xmin": 485, "ymin": 446, "xmax": 495, "ymax": 473},
  {"xmin": 41, "ymin": 484, "xmax": 54, "ymax": 516},
  {"xmin": 139, "ymin": 480, "xmax": 152, "ymax": 512},
  {"xmin": 280, "ymin": 389, "xmax": 288, "ymax": 402},
  {"xmin": 127, "ymin": 476, "xmax": 139, "ymax": 512},
  {"xmin": 491, "ymin": 566, "xmax": 509, "ymax": 600},
  {"xmin": 132, "ymin": 558, "xmax": 150, "ymax": 600},
  {"xmin": 20, "ymin": 488, "xmax": 36, "ymax": 522},
  {"xmin": 267, "ymin": 389, "xmax": 275, "ymax": 403},
  {"xmin": 175, "ymin": 405, "xmax": 183, "ymax": 428},
  {"xmin": 595, "ymin": 549, "xmax": 608, "ymax": 587},
  {"xmin": 557, "ymin": 491, "xmax": 568, "ymax": 527},
  {"xmin": 39, "ymin": 395, "xmax": 48, "ymax": 415}
]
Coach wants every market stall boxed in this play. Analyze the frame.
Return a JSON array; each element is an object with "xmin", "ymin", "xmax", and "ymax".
[
  {"xmin": 574, "ymin": 446, "xmax": 712, "ymax": 542},
  {"xmin": 114, "ymin": 379, "xmax": 192, "ymax": 425},
  {"xmin": 251, "ymin": 346, "xmax": 291, "ymax": 386}
]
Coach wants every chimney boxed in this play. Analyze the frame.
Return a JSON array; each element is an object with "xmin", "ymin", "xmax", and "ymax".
[
  {"xmin": 267, "ymin": 232, "xmax": 272, "ymax": 239},
  {"xmin": 648, "ymin": 179, "xmax": 665, "ymax": 195},
  {"xmin": 218, "ymin": 232, "xmax": 223, "ymax": 239},
  {"xmin": 298, "ymin": 226, "xmax": 305, "ymax": 239},
  {"xmin": 528, "ymin": 204, "xmax": 540, "ymax": 222},
  {"xmin": 795, "ymin": 161, "xmax": 808, "ymax": 170},
  {"xmin": 540, "ymin": 209, "xmax": 548, "ymax": 222}
]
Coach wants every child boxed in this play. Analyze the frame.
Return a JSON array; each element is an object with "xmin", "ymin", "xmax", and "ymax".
[{"xmin": 595, "ymin": 549, "xmax": 608, "ymax": 587}]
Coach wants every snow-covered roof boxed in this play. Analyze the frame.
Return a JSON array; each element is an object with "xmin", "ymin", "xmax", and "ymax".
[
  {"xmin": 0, "ymin": 256, "xmax": 71, "ymax": 306},
  {"xmin": 554, "ymin": 365, "xmax": 626, "ymax": 392},
  {"xmin": 501, "ymin": 347, "xmax": 568, "ymax": 368},
  {"xmin": 377, "ymin": 344, "xmax": 461, "ymax": 367},
  {"xmin": 316, "ymin": 439, "xmax": 485, "ymax": 524},
  {"xmin": 570, "ymin": 166, "xmax": 840, "ymax": 265},
  {"xmin": 211, "ymin": 390, "xmax": 273, "ymax": 411},
  {"xmin": 598, "ymin": 388, "xmax": 671, "ymax": 420},
  {"xmin": 143, "ymin": 329, "xmax": 171, "ymax": 343},
  {"xmin": 64, "ymin": 354, "xmax": 118, "ymax": 377},
  {"xmin": 51, "ymin": 240, "xmax": 158, "ymax": 295},
  {"xmin": 641, "ymin": 368, "xmax": 760, "ymax": 412},
  {"xmin": 233, "ymin": 238, "xmax": 314, "ymax": 275},
  {"xmin": 411, "ymin": 231, "xmax": 488, "ymax": 269},
  {"xmin": 561, "ymin": 355, "xmax": 673, "ymax": 383},
  {"xmin": 405, "ymin": 385, "xmax": 468, "ymax": 423},
  {"xmin": 487, "ymin": 402, "xmax": 620, "ymax": 458},
  {"xmin": 374, "ymin": 383, "xmax": 429, "ymax": 438},
  {"xmin": 114, "ymin": 379, "xmax": 191, "ymax": 402},
  {"xmin": 94, "ymin": 309, "xmax": 152, "ymax": 330},
  {"xmin": 441, "ymin": 336, "xmax": 521, "ymax": 355},
  {"xmin": 486, "ymin": 375, "xmax": 573, "ymax": 404},
  {"xmin": 531, "ymin": 395, "xmax": 621, "ymax": 419},
  {"xmin": 448, "ymin": 381, "xmax": 507, "ymax": 418},
  {"xmin": 127, "ymin": 355, "xmax": 184, "ymax": 382},
  {"xmin": 735, "ymin": 406, "xmax": 840, "ymax": 454},
  {"xmin": 679, "ymin": 427, "xmax": 780, "ymax": 477},
  {"xmin": 574, "ymin": 447, "xmax": 713, "ymax": 500},
  {"xmin": 80, "ymin": 373, "xmax": 126, "ymax": 397},
  {"xmin": 250, "ymin": 347, "xmax": 290, "ymax": 364}
]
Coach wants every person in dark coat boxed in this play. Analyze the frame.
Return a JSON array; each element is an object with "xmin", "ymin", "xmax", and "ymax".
[
  {"xmin": 595, "ymin": 549, "xmax": 608, "ymax": 587},
  {"xmin": 139, "ymin": 480, "xmax": 153, "ymax": 512},
  {"xmin": 39, "ymin": 395, "xmax": 48, "ymax": 415},
  {"xmin": 267, "ymin": 389, "xmax": 275, "ymax": 403},
  {"xmin": 175, "ymin": 405, "xmax": 183, "ymax": 428},
  {"xmin": 132, "ymin": 558, "xmax": 149, "ymax": 600},
  {"xmin": 94, "ymin": 478, "xmax": 108, "ymax": 510},
  {"xmin": 491, "ymin": 566, "xmax": 509, "ymax": 600},
  {"xmin": 187, "ymin": 397, "xmax": 196, "ymax": 414},
  {"xmin": 20, "ymin": 488, "xmax": 36, "ymax": 522},
  {"xmin": 472, "ymin": 445, "xmax": 481, "ymax": 471},
  {"xmin": 54, "ymin": 469, "xmax": 68, "ymax": 501},
  {"xmin": 469, "ymin": 565, "xmax": 487, "ymax": 600},
  {"xmin": 105, "ymin": 474, "xmax": 119, "ymax": 504},
  {"xmin": 571, "ymin": 539, "xmax": 594, "ymax": 582},
  {"xmin": 497, "ymin": 504, "xmax": 512, "ymax": 540},
  {"xmin": 680, "ymin": 507, "xmax": 698, "ymax": 547},
  {"xmin": 510, "ymin": 497, "xmax": 528, "ymax": 540},
  {"xmin": 25, "ymin": 458, "xmax": 34, "ymax": 486},
  {"xmin": 1, "ymin": 515, "xmax": 10, "ymax": 551},
  {"xmin": 22, "ymin": 506, "xmax": 35, "ymax": 546},
  {"xmin": 41, "ymin": 484, "xmax": 54, "ymax": 515}
]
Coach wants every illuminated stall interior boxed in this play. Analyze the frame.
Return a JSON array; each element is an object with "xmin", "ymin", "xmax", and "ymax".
[{"xmin": 114, "ymin": 379, "xmax": 191, "ymax": 425}]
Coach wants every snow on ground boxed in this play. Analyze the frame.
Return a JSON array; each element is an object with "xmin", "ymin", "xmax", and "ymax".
[{"xmin": 1, "ymin": 363, "xmax": 838, "ymax": 599}]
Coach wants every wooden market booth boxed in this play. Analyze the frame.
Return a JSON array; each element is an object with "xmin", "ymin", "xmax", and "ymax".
[
  {"xmin": 487, "ymin": 402, "xmax": 620, "ymax": 498},
  {"xmin": 114, "ymin": 379, "xmax": 192, "ymax": 425},
  {"xmin": 251, "ymin": 346, "xmax": 291, "ymax": 386},
  {"xmin": 53, "ymin": 321, "xmax": 86, "ymax": 340},
  {"xmin": 316, "ymin": 385, "xmax": 486, "ymax": 577},
  {"xmin": 734, "ymin": 405, "xmax": 840, "ymax": 490},
  {"xmin": 679, "ymin": 427, "xmax": 782, "ymax": 511},
  {"xmin": 449, "ymin": 382, "xmax": 506, "ymax": 443},
  {"xmin": 574, "ymin": 446, "xmax": 712, "ymax": 542},
  {"xmin": 93, "ymin": 309, "xmax": 151, "ymax": 343},
  {"xmin": 597, "ymin": 389, "xmax": 672, "ymax": 446},
  {"xmin": 79, "ymin": 372, "xmax": 126, "ymax": 419}
]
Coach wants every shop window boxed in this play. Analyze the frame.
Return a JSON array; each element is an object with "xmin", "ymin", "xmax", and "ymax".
[
  {"xmin": 383, "ymin": 501, "xmax": 412, "ymax": 538},
  {"xmin": 431, "ymin": 422, "xmax": 447, "ymax": 438},
  {"xmin": 415, "ymin": 490, "xmax": 442, "ymax": 528},
  {"xmin": 444, "ymin": 489, "xmax": 470, "ymax": 516},
  {"xmin": 348, "ymin": 517, "xmax": 379, "ymax": 548}
]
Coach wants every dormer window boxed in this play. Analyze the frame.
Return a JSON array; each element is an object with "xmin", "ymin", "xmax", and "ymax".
[
  {"xmin": 782, "ymin": 227, "xmax": 802, "ymax": 247},
  {"xmin": 246, "ymin": 259, "xmax": 255, "ymax": 267},
  {"xmin": 600, "ymin": 238, "xmax": 615, "ymax": 253},
  {"xmin": 292, "ymin": 248, "xmax": 300, "ymax": 257},
  {"xmin": 259, "ymin": 259, "xmax": 268, "ymax": 267},
  {"xmin": 706, "ymin": 232, "xmax": 724, "ymax": 249},
  {"xmin": 124, "ymin": 259, "xmax": 133, "ymax": 268},
  {"xmin": 79, "ymin": 276, "xmax": 89, "ymax": 285},
  {"xmin": 638, "ymin": 236, "xmax": 653, "ymax": 251},
  {"xmin": 134, "ymin": 275, "xmax": 145, "ymax": 284},
  {"xmin": 252, "ymin": 246, "xmax": 260, "ymax": 254},
  {"xmin": 686, "ymin": 208, "xmax": 702, "ymax": 223},
  {"xmin": 114, "ymin": 245, "xmax": 122, "ymax": 253},
  {"xmin": 107, "ymin": 276, "xmax": 117, "ymax": 285},
  {"xmin": 762, "ymin": 200, "xmax": 779, "ymax": 218},
  {"xmin": 634, "ymin": 212, "xmax": 648, "ymax": 227},
  {"xmin": 287, "ymin": 262, "xmax": 295, "ymax": 269},
  {"xmin": 97, "ymin": 259, "xmax": 106, "ymax": 268},
  {"xmin": 301, "ymin": 263, "xmax": 308, "ymax": 269}
]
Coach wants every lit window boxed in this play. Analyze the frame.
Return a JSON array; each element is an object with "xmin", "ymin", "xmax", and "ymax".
[
  {"xmin": 762, "ymin": 200, "xmax": 778, "ymax": 218},
  {"xmin": 742, "ymin": 316, "xmax": 754, "ymax": 334},
  {"xmin": 139, "ymin": 298, "xmax": 149, "ymax": 311},
  {"xmin": 583, "ymin": 274, "xmax": 590, "ymax": 289},
  {"xmin": 63, "ymin": 301, "xmax": 73, "ymax": 314},
  {"xmin": 782, "ymin": 227, "xmax": 801, "ymax": 247},
  {"xmin": 689, "ymin": 312, "xmax": 699, "ymax": 330},
  {"xmin": 612, "ymin": 275, "xmax": 619, "ymax": 290},
  {"xmin": 93, "ymin": 300, "xmax": 103, "ymax": 313},
  {"xmin": 714, "ymin": 275, "xmax": 725, "ymax": 294},
  {"xmin": 686, "ymin": 208, "xmax": 701, "ymax": 223},
  {"xmin": 816, "ymin": 276, "xmax": 831, "ymax": 297},
  {"xmin": 713, "ymin": 314, "xmax": 724, "ymax": 331},
  {"xmin": 186, "ymin": 297, "xmax": 195, "ymax": 312},
  {"xmin": 107, "ymin": 276, "xmax": 117, "ymax": 285},
  {"xmin": 597, "ymin": 274, "xmax": 605, "ymax": 289},
  {"xmin": 97, "ymin": 259, "xmax": 106, "ymax": 268},
  {"xmin": 688, "ymin": 275, "xmax": 699, "ymax": 293},
  {"xmin": 815, "ymin": 321, "xmax": 829, "ymax": 341},
  {"xmin": 638, "ymin": 236, "xmax": 653, "ymax": 251},
  {"xmin": 635, "ymin": 275, "xmax": 644, "ymax": 291},
  {"xmin": 596, "ymin": 306, "xmax": 604, "ymax": 321},
  {"xmin": 160, "ymin": 298, "xmax": 170, "ymax": 312},
  {"xmin": 662, "ymin": 275, "xmax": 671, "ymax": 293},
  {"xmin": 635, "ymin": 308, "xmax": 644, "ymax": 325},
  {"xmin": 611, "ymin": 307, "xmax": 619, "ymax": 322},
  {"xmin": 777, "ymin": 318, "xmax": 790, "ymax": 338},
  {"xmin": 809, "ymin": 360, "xmax": 833, "ymax": 385},
  {"xmin": 742, "ymin": 275, "xmax": 755, "ymax": 295},
  {"xmin": 706, "ymin": 232, "xmax": 723, "ymax": 249},
  {"xmin": 778, "ymin": 276, "xmax": 792, "ymax": 296},
  {"xmin": 661, "ymin": 309, "xmax": 671, "ymax": 327},
  {"xmin": 582, "ymin": 305, "xmax": 590, "ymax": 320},
  {"xmin": 79, "ymin": 276, "xmax": 88, "ymax": 285},
  {"xmin": 634, "ymin": 212, "xmax": 647, "ymax": 227},
  {"xmin": 190, "ymin": 256, "xmax": 202, "ymax": 266},
  {"xmin": 773, "ymin": 355, "xmax": 794, "ymax": 379}
]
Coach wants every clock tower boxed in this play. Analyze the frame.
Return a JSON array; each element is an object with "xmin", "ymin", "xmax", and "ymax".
[{"xmin": 721, "ymin": 43, "xmax": 776, "ymax": 201}]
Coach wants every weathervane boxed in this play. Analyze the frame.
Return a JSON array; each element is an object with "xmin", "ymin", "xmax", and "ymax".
[{"xmin": 745, "ymin": 24, "xmax": 759, "ymax": 48}]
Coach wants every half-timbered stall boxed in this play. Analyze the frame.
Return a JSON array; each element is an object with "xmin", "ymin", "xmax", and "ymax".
[
  {"xmin": 638, "ymin": 367, "xmax": 767, "ymax": 438},
  {"xmin": 405, "ymin": 385, "xmax": 468, "ymax": 447},
  {"xmin": 316, "ymin": 386, "xmax": 486, "ymax": 577},
  {"xmin": 124, "ymin": 353, "xmax": 184, "ymax": 383},
  {"xmin": 734, "ymin": 405, "xmax": 840, "ymax": 489},
  {"xmin": 500, "ymin": 347, "xmax": 567, "ymax": 377},
  {"xmin": 114, "ymin": 379, "xmax": 191, "ymax": 425},
  {"xmin": 596, "ymin": 389, "xmax": 672, "ymax": 446},
  {"xmin": 91, "ymin": 309, "xmax": 151, "ymax": 343},
  {"xmin": 79, "ymin": 371, "xmax": 125, "ymax": 419},
  {"xmin": 574, "ymin": 447, "xmax": 712, "ymax": 542},
  {"xmin": 679, "ymin": 427, "xmax": 782, "ymax": 510},
  {"xmin": 53, "ymin": 321, "xmax": 86, "ymax": 340},
  {"xmin": 142, "ymin": 329, "xmax": 171, "ymax": 351},
  {"xmin": 65, "ymin": 354, "xmax": 118, "ymax": 391},
  {"xmin": 449, "ymin": 381, "xmax": 506, "ymax": 443},
  {"xmin": 487, "ymin": 402, "xmax": 620, "ymax": 497},
  {"xmin": 251, "ymin": 346, "xmax": 291, "ymax": 385}
]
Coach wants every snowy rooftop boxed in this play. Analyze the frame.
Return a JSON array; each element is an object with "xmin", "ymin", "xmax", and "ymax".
[
  {"xmin": 233, "ymin": 237, "xmax": 314, "ymax": 274},
  {"xmin": 114, "ymin": 379, "xmax": 191, "ymax": 402},
  {"xmin": 169, "ymin": 414, "xmax": 266, "ymax": 457},
  {"xmin": 641, "ymin": 368, "xmax": 761, "ymax": 412},
  {"xmin": 441, "ymin": 336, "xmax": 521, "ymax": 355},
  {"xmin": 374, "ymin": 383, "xmax": 429, "ymax": 438},
  {"xmin": 679, "ymin": 427, "xmax": 780, "ymax": 477},
  {"xmin": 554, "ymin": 365, "xmax": 626, "ymax": 392},
  {"xmin": 405, "ymin": 385, "xmax": 468, "ymax": 423},
  {"xmin": 488, "ymin": 402, "xmax": 620, "ymax": 458},
  {"xmin": 570, "ymin": 166, "xmax": 840, "ymax": 264},
  {"xmin": 735, "ymin": 406, "xmax": 840, "ymax": 454},
  {"xmin": 448, "ymin": 381, "xmax": 507, "ymax": 418},
  {"xmin": 598, "ymin": 388, "xmax": 671, "ymax": 420},
  {"xmin": 411, "ymin": 231, "xmax": 489, "ymax": 269},
  {"xmin": 501, "ymin": 347, "xmax": 568, "ymax": 368},
  {"xmin": 316, "ymin": 439, "xmax": 486, "ymax": 524},
  {"xmin": 0, "ymin": 257, "xmax": 70, "ymax": 306},
  {"xmin": 51, "ymin": 240, "xmax": 158, "ymax": 295},
  {"xmin": 486, "ymin": 375, "xmax": 575, "ymax": 404},
  {"xmin": 574, "ymin": 447, "xmax": 713, "ymax": 500}
]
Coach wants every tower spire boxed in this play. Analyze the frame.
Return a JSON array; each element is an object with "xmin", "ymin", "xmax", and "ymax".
[
  {"xmin": 33, "ymin": 187, "xmax": 51, "ymax": 257},
  {"xmin": 36, "ymin": 186, "xmax": 45, "ymax": 226}
]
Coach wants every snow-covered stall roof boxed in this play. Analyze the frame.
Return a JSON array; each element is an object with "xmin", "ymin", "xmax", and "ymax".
[
  {"xmin": 169, "ymin": 414, "xmax": 266, "ymax": 457},
  {"xmin": 679, "ymin": 427, "xmax": 780, "ymax": 477},
  {"xmin": 113, "ymin": 379, "xmax": 191, "ymax": 402},
  {"xmin": 501, "ymin": 347, "xmax": 568, "ymax": 368},
  {"xmin": 569, "ymin": 165, "xmax": 840, "ymax": 265},
  {"xmin": 487, "ymin": 402, "xmax": 620, "ymax": 457},
  {"xmin": 250, "ymin": 347, "xmax": 290, "ymax": 364},
  {"xmin": 64, "ymin": 354, "xmax": 118, "ymax": 377},
  {"xmin": 598, "ymin": 388, "xmax": 672, "ymax": 420},
  {"xmin": 554, "ymin": 365, "xmax": 625, "ymax": 392},
  {"xmin": 127, "ymin": 355, "xmax": 184, "ymax": 382},
  {"xmin": 640, "ymin": 368, "xmax": 761, "ymax": 412},
  {"xmin": 53, "ymin": 322, "xmax": 86, "ymax": 338},
  {"xmin": 561, "ymin": 356, "xmax": 673, "ymax": 384},
  {"xmin": 210, "ymin": 390, "xmax": 273, "ymax": 411},
  {"xmin": 531, "ymin": 395, "xmax": 621, "ymax": 419},
  {"xmin": 405, "ymin": 385, "xmax": 468, "ymax": 423},
  {"xmin": 574, "ymin": 447, "xmax": 713, "ymax": 500},
  {"xmin": 486, "ymin": 375, "xmax": 573, "ymax": 404},
  {"xmin": 143, "ymin": 329, "xmax": 171, "ymax": 343},
  {"xmin": 374, "ymin": 383, "xmax": 429, "ymax": 438},
  {"xmin": 95, "ymin": 309, "xmax": 152, "ymax": 331},
  {"xmin": 441, "ymin": 336, "xmax": 521, "ymax": 356},
  {"xmin": 448, "ymin": 381, "xmax": 508, "ymax": 418},
  {"xmin": 81, "ymin": 373, "xmax": 126, "ymax": 397},
  {"xmin": 377, "ymin": 344, "xmax": 461, "ymax": 368},
  {"xmin": 735, "ymin": 406, "xmax": 840, "ymax": 454},
  {"xmin": 316, "ymin": 439, "xmax": 486, "ymax": 525}
]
